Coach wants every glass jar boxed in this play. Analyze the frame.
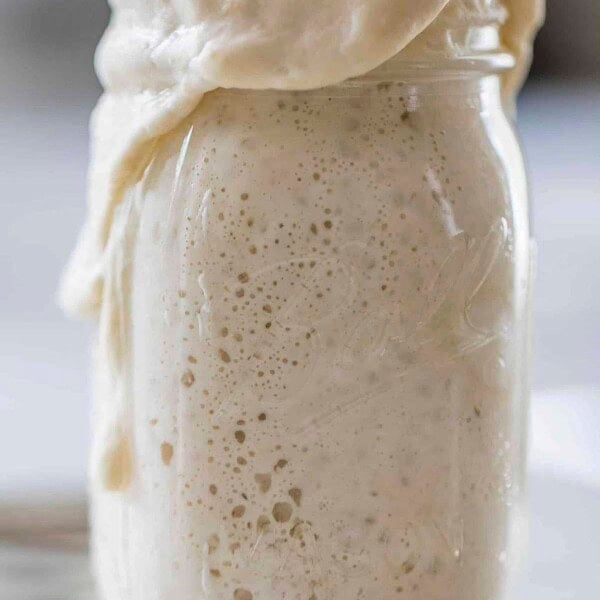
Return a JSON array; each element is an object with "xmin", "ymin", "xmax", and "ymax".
[{"xmin": 90, "ymin": 48, "xmax": 531, "ymax": 600}]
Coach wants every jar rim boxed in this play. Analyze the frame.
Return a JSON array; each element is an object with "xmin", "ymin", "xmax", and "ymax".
[{"xmin": 351, "ymin": 51, "xmax": 516, "ymax": 84}]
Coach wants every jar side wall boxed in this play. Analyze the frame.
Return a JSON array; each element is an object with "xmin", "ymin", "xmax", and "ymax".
[{"xmin": 477, "ymin": 79, "xmax": 532, "ymax": 595}]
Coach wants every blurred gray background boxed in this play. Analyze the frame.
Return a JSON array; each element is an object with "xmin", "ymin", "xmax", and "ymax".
[{"xmin": 0, "ymin": 1, "xmax": 599, "ymax": 598}]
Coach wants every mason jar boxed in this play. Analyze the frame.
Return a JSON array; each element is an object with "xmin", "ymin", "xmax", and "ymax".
[{"xmin": 89, "ymin": 25, "xmax": 532, "ymax": 600}]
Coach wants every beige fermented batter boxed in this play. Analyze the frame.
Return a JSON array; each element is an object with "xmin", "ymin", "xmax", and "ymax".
[
  {"xmin": 91, "ymin": 80, "xmax": 530, "ymax": 600},
  {"xmin": 62, "ymin": 1, "xmax": 541, "ymax": 599}
]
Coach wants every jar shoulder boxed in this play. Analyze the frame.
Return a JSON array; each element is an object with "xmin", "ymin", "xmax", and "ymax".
[{"xmin": 148, "ymin": 84, "xmax": 528, "ymax": 241}]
